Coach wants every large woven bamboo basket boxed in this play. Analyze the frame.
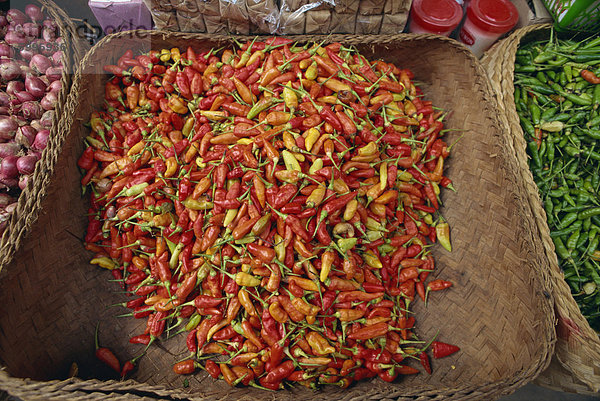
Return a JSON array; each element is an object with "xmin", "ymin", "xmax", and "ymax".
[
  {"xmin": 481, "ymin": 23, "xmax": 600, "ymax": 395},
  {"xmin": 0, "ymin": 31, "xmax": 555, "ymax": 400},
  {"xmin": 0, "ymin": 0, "xmax": 88, "ymax": 273}
]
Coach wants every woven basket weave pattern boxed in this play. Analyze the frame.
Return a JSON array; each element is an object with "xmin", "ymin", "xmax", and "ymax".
[
  {"xmin": 481, "ymin": 23, "xmax": 600, "ymax": 395},
  {"xmin": 0, "ymin": 31, "xmax": 554, "ymax": 400}
]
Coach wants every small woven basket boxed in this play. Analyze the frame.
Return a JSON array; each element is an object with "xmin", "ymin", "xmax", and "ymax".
[
  {"xmin": 0, "ymin": 31, "xmax": 555, "ymax": 400},
  {"xmin": 481, "ymin": 23, "xmax": 600, "ymax": 395},
  {"xmin": 0, "ymin": 0, "xmax": 88, "ymax": 274}
]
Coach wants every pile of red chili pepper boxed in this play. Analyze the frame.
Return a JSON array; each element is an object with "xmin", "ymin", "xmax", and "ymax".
[{"xmin": 78, "ymin": 37, "xmax": 459, "ymax": 390}]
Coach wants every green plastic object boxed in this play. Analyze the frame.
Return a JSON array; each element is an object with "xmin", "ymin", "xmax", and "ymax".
[{"xmin": 542, "ymin": 0, "xmax": 600, "ymax": 32}]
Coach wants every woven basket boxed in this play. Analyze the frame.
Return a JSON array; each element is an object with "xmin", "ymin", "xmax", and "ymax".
[
  {"xmin": 481, "ymin": 23, "xmax": 600, "ymax": 395},
  {"xmin": 0, "ymin": 31, "xmax": 555, "ymax": 400},
  {"xmin": 0, "ymin": 0, "xmax": 88, "ymax": 274}
]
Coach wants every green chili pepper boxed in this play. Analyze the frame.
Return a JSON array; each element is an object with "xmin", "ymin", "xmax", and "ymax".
[
  {"xmin": 553, "ymin": 236, "xmax": 571, "ymax": 260},
  {"xmin": 567, "ymin": 229, "xmax": 581, "ymax": 250}
]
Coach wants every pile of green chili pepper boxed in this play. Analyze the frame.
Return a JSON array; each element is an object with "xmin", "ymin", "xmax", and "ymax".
[{"xmin": 514, "ymin": 30, "xmax": 600, "ymax": 331}]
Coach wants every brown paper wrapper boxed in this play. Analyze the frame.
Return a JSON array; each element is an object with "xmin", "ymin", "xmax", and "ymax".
[
  {"xmin": 203, "ymin": 13, "xmax": 228, "ymax": 33},
  {"xmin": 279, "ymin": 10, "xmax": 306, "ymax": 34},
  {"xmin": 358, "ymin": 0, "xmax": 384, "ymax": 15},
  {"xmin": 355, "ymin": 13, "xmax": 382, "ymax": 34},
  {"xmin": 333, "ymin": 0, "xmax": 359, "ymax": 13},
  {"xmin": 379, "ymin": 12, "xmax": 408, "ymax": 34},
  {"xmin": 247, "ymin": 0, "xmax": 278, "ymax": 33},
  {"xmin": 304, "ymin": 9, "xmax": 332, "ymax": 34},
  {"xmin": 384, "ymin": 0, "xmax": 411, "ymax": 15},
  {"xmin": 143, "ymin": 0, "xmax": 173, "ymax": 12},
  {"xmin": 176, "ymin": 10, "xmax": 206, "ymax": 32},
  {"xmin": 328, "ymin": 11, "xmax": 355, "ymax": 33},
  {"xmin": 150, "ymin": 10, "xmax": 180, "ymax": 30},
  {"xmin": 196, "ymin": 0, "xmax": 221, "ymax": 16},
  {"xmin": 281, "ymin": 0, "xmax": 309, "ymax": 11},
  {"xmin": 227, "ymin": 20, "xmax": 251, "ymax": 34},
  {"xmin": 220, "ymin": 0, "xmax": 249, "ymax": 23},
  {"xmin": 171, "ymin": 0, "xmax": 198, "ymax": 13}
]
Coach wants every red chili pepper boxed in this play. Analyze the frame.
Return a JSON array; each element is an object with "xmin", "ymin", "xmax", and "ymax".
[
  {"xmin": 347, "ymin": 322, "xmax": 388, "ymax": 340},
  {"xmin": 204, "ymin": 359, "xmax": 221, "ymax": 379},
  {"xmin": 427, "ymin": 279, "xmax": 452, "ymax": 291},
  {"xmin": 173, "ymin": 359, "xmax": 196, "ymax": 375},
  {"xmin": 419, "ymin": 352, "xmax": 432, "ymax": 374},
  {"xmin": 581, "ymin": 69, "xmax": 600, "ymax": 84},
  {"xmin": 432, "ymin": 341, "xmax": 460, "ymax": 359},
  {"xmin": 263, "ymin": 360, "xmax": 295, "ymax": 384},
  {"xmin": 94, "ymin": 324, "xmax": 120, "ymax": 374}
]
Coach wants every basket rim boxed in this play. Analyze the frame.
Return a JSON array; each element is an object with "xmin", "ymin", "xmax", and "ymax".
[{"xmin": 0, "ymin": 30, "xmax": 556, "ymax": 401}]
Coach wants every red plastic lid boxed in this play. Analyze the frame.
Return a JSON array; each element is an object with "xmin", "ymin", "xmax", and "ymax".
[
  {"xmin": 467, "ymin": 0, "xmax": 519, "ymax": 34},
  {"xmin": 410, "ymin": 0, "xmax": 463, "ymax": 34}
]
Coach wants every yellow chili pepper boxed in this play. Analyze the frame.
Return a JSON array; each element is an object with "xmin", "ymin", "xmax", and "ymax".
[
  {"xmin": 282, "ymin": 150, "xmax": 301, "ymax": 172},
  {"xmin": 164, "ymin": 157, "xmax": 178, "ymax": 177},
  {"xmin": 320, "ymin": 250, "xmax": 335, "ymax": 282},
  {"xmin": 182, "ymin": 198, "xmax": 214, "ymax": 210},
  {"xmin": 292, "ymin": 151, "xmax": 305, "ymax": 162},
  {"xmin": 379, "ymin": 161, "xmax": 388, "ymax": 191},
  {"xmin": 223, "ymin": 208, "xmax": 238, "ymax": 227},
  {"xmin": 363, "ymin": 250, "xmax": 383, "ymax": 269},
  {"xmin": 299, "ymin": 58, "xmax": 312, "ymax": 70},
  {"xmin": 398, "ymin": 170, "xmax": 413, "ymax": 181},
  {"xmin": 127, "ymin": 141, "xmax": 145, "ymax": 156},
  {"xmin": 317, "ymin": 77, "xmax": 351, "ymax": 93},
  {"xmin": 200, "ymin": 110, "xmax": 227, "ymax": 121},
  {"xmin": 282, "ymin": 131, "xmax": 297, "ymax": 151},
  {"xmin": 246, "ymin": 50, "xmax": 263, "ymax": 67},
  {"xmin": 358, "ymin": 141, "xmax": 377, "ymax": 157},
  {"xmin": 235, "ymin": 272, "xmax": 261, "ymax": 287},
  {"xmin": 238, "ymin": 289, "xmax": 258, "ymax": 317},
  {"xmin": 316, "ymin": 96, "xmax": 338, "ymax": 104},
  {"xmin": 274, "ymin": 169, "xmax": 301, "ymax": 183},
  {"xmin": 283, "ymin": 81, "xmax": 298, "ymax": 110},
  {"xmin": 305, "ymin": 61, "xmax": 318, "ymax": 80},
  {"xmin": 343, "ymin": 199, "xmax": 358, "ymax": 221},
  {"xmin": 289, "ymin": 276, "xmax": 319, "ymax": 292},
  {"xmin": 274, "ymin": 234, "xmax": 285, "ymax": 262},
  {"xmin": 366, "ymin": 184, "xmax": 383, "ymax": 201},
  {"xmin": 374, "ymin": 190, "xmax": 398, "ymax": 205},
  {"xmin": 308, "ymin": 158, "xmax": 323, "ymax": 175},
  {"xmin": 306, "ymin": 331, "xmax": 335, "ymax": 355},
  {"xmin": 369, "ymin": 202, "xmax": 386, "ymax": 217},
  {"xmin": 159, "ymin": 48, "xmax": 171, "ymax": 62},
  {"xmin": 404, "ymin": 99, "xmax": 417, "ymax": 116},
  {"xmin": 90, "ymin": 257, "xmax": 117, "ymax": 270},
  {"xmin": 307, "ymin": 184, "xmax": 326, "ymax": 208},
  {"xmin": 170, "ymin": 47, "xmax": 181, "ymax": 62},
  {"xmin": 436, "ymin": 221, "xmax": 452, "ymax": 252},
  {"xmin": 153, "ymin": 213, "xmax": 172, "ymax": 227},
  {"xmin": 304, "ymin": 128, "xmax": 320, "ymax": 152},
  {"xmin": 291, "ymin": 297, "xmax": 319, "ymax": 316},
  {"xmin": 99, "ymin": 156, "xmax": 131, "ymax": 178},
  {"xmin": 168, "ymin": 95, "xmax": 187, "ymax": 114},
  {"xmin": 330, "ymin": 178, "xmax": 348, "ymax": 194},
  {"xmin": 182, "ymin": 116, "xmax": 195, "ymax": 138}
]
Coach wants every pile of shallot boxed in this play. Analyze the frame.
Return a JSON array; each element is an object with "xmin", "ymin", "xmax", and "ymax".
[{"xmin": 0, "ymin": 4, "xmax": 63, "ymax": 235}]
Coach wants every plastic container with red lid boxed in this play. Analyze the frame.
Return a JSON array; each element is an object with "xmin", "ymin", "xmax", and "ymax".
[
  {"xmin": 407, "ymin": 0, "xmax": 464, "ymax": 37},
  {"xmin": 458, "ymin": 0, "xmax": 519, "ymax": 57}
]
